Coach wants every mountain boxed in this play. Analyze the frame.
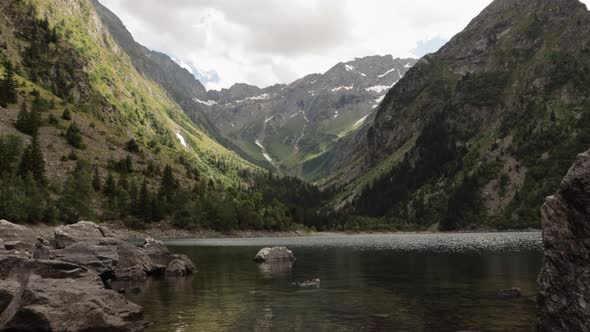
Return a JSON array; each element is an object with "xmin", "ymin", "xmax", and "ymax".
[
  {"xmin": 201, "ymin": 56, "xmax": 416, "ymax": 179},
  {"xmin": 90, "ymin": 0, "xmax": 262, "ymax": 166},
  {"xmin": 325, "ymin": 0, "xmax": 590, "ymax": 231},
  {"xmin": 0, "ymin": 0, "xmax": 322, "ymax": 231}
]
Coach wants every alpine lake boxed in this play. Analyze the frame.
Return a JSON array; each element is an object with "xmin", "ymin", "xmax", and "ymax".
[{"xmin": 113, "ymin": 232, "xmax": 542, "ymax": 332}]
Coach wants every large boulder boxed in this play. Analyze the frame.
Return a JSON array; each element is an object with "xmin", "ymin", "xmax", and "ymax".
[
  {"xmin": 254, "ymin": 247, "xmax": 295, "ymax": 262},
  {"xmin": 54, "ymin": 241, "xmax": 119, "ymax": 276},
  {"xmin": 0, "ymin": 220, "xmax": 40, "ymax": 252},
  {"xmin": 54, "ymin": 221, "xmax": 116, "ymax": 249},
  {"xmin": 0, "ymin": 256, "xmax": 147, "ymax": 331},
  {"xmin": 538, "ymin": 150, "xmax": 590, "ymax": 331}
]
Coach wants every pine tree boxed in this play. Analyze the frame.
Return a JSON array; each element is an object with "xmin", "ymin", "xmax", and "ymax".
[
  {"xmin": 136, "ymin": 179, "xmax": 151, "ymax": 221},
  {"xmin": 17, "ymin": 132, "xmax": 46, "ymax": 185},
  {"xmin": 65, "ymin": 122, "xmax": 83, "ymax": 148},
  {"xmin": 0, "ymin": 60, "xmax": 18, "ymax": 107},
  {"xmin": 104, "ymin": 172, "xmax": 116, "ymax": 195},
  {"xmin": 92, "ymin": 166, "xmax": 101, "ymax": 192},
  {"xmin": 57, "ymin": 160, "xmax": 93, "ymax": 223},
  {"xmin": 62, "ymin": 108, "xmax": 71, "ymax": 120},
  {"xmin": 126, "ymin": 138, "xmax": 140, "ymax": 153},
  {"xmin": 15, "ymin": 101, "xmax": 36, "ymax": 135},
  {"xmin": 160, "ymin": 165, "xmax": 177, "ymax": 197}
]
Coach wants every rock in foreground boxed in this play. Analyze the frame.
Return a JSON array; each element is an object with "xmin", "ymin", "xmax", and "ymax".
[
  {"xmin": 254, "ymin": 247, "xmax": 295, "ymax": 262},
  {"xmin": 0, "ymin": 256, "xmax": 147, "ymax": 332},
  {"xmin": 538, "ymin": 151, "xmax": 590, "ymax": 331},
  {"xmin": 0, "ymin": 221, "xmax": 198, "ymax": 331}
]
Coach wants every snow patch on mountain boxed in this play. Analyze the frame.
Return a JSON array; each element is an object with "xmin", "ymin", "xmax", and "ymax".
[
  {"xmin": 193, "ymin": 98, "xmax": 217, "ymax": 106},
  {"xmin": 354, "ymin": 114, "xmax": 370, "ymax": 127},
  {"xmin": 332, "ymin": 85, "xmax": 354, "ymax": 93},
  {"xmin": 176, "ymin": 133, "xmax": 188, "ymax": 149},
  {"xmin": 378, "ymin": 68, "xmax": 397, "ymax": 78}
]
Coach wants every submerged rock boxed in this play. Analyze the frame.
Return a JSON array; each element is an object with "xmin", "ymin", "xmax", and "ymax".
[
  {"xmin": 498, "ymin": 288, "xmax": 522, "ymax": 299},
  {"xmin": 254, "ymin": 247, "xmax": 295, "ymax": 262},
  {"xmin": 538, "ymin": 150, "xmax": 590, "ymax": 331},
  {"xmin": 292, "ymin": 278, "xmax": 321, "ymax": 289}
]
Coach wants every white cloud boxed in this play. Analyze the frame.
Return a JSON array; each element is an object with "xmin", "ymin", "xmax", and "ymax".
[{"xmin": 99, "ymin": 0, "xmax": 590, "ymax": 90}]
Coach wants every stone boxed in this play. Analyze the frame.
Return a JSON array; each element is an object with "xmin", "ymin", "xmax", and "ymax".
[
  {"xmin": 32, "ymin": 243, "xmax": 56, "ymax": 260},
  {"xmin": 498, "ymin": 288, "xmax": 522, "ymax": 299},
  {"xmin": 254, "ymin": 247, "xmax": 295, "ymax": 262},
  {"xmin": 0, "ymin": 220, "xmax": 40, "ymax": 252},
  {"xmin": 3, "ymin": 241, "xmax": 29, "ymax": 252},
  {"xmin": 54, "ymin": 242, "xmax": 119, "ymax": 276},
  {"xmin": 0, "ymin": 256, "xmax": 147, "ymax": 331},
  {"xmin": 537, "ymin": 150, "xmax": 590, "ymax": 331},
  {"xmin": 292, "ymin": 278, "xmax": 321, "ymax": 289},
  {"xmin": 165, "ymin": 259, "xmax": 187, "ymax": 277},
  {"xmin": 171, "ymin": 254, "xmax": 196, "ymax": 274},
  {"xmin": 54, "ymin": 221, "xmax": 115, "ymax": 249}
]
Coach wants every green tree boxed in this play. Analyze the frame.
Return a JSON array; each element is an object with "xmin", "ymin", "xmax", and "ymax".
[
  {"xmin": 159, "ymin": 165, "xmax": 177, "ymax": 198},
  {"xmin": 92, "ymin": 166, "xmax": 101, "ymax": 192},
  {"xmin": 0, "ymin": 135, "xmax": 23, "ymax": 176},
  {"xmin": 104, "ymin": 172, "xmax": 115, "ymax": 195},
  {"xmin": 57, "ymin": 160, "xmax": 94, "ymax": 223},
  {"xmin": 17, "ymin": 132, "xmax": 46, "ymax": 185},
  {"xmin": 126, "ymin": 138, "xmax": 140, "ymax": 153},
  {"xmin": 15, "ymin": 101, "xmax": 40, "ymax": 135},
  {"xmin": 65, "ymin": 122, "xmax": 83, "ymax": 148},
  {"xmin": 0, "ymin": 60, "xmax": 18, "ymax": 107},
  {"xmin": 61, "ymin": 108, "xmax": 71, "ymax": 120}
]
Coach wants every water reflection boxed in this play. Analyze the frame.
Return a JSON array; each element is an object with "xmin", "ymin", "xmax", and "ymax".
[{"xmin": 116, "ymin": 232, "xmax": 542, "ymax": 332}]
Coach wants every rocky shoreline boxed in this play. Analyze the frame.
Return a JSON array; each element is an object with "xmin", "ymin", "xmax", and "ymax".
[{"xmin": 0, "ymin": 220, "xmax": 196, "ymax": 331}]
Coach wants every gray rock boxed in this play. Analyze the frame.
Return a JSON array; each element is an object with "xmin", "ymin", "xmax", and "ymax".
[
  {"xmin": 0, "ymin": 256, "xmax": 146, "ymax": 332},
  {"xmin": 165, "ymin": 259, "xmax": 187, "ymax": 277},
  {"xmin": 54, "ymin": 221, "xmax": 115, "ymax": 249},
  {"xmin": 4, "ymin": 241, "xmax": 30, "ymax": 252},
  {"xmin": 254, "ymin": 247, "xmax": 295, "ymax": 262},
  {"xmin": 54, "ymin": 242, "xmax": 119, "ymax": 275},
  {"xmin": 538, "ymin": 150, "xmax": 590, "ymax": 331},
  {"xmin": 32, "ymin": 243, "xmax": 56, "ymax": 260},
  {"xmin": 171, "ymin": 254, "xmax": 196, "ymax": 274},
  {"xmin": 143, "ymin": 237, "xmax": 171, "ymax": 266},
  {"xmin": 0, "ymin": 239, "xmax": 4, "ymax": 250},
  {"xmin": 0, "ymin": 220, "xmax": 40, "ymax": 252}
]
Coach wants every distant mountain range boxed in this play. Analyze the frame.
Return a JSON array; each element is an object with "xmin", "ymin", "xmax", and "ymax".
[{"xmin": 200, "ymin": 55, "xmax": 417, "ymax": 179}]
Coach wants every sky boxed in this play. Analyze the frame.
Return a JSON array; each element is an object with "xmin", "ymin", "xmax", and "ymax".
[{"xmin": 100, "ymin": 0, "xmax": 590, "ymax": 91}]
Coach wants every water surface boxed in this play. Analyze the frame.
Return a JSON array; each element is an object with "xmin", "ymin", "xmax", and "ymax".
[{"xmin": 116, "ymin": 232, "xmax": 543, "ymax": 332}]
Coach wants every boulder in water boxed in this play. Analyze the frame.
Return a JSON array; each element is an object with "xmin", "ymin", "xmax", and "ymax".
[{"xmin": 254, "ymin": 247, "xmax": 295, "ymax": 262}]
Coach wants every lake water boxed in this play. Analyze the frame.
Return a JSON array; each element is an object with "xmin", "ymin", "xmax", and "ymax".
[{"xmin": 115, "ymin": 232, "xmax": 543, "ymax": 332}]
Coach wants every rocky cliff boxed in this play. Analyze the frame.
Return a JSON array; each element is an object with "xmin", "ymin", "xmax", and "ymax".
[{"xmin": 537, "ymin": 150, "xmax": 590, "ymax": 331}]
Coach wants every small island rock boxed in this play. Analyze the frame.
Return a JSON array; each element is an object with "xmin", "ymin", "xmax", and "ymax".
[{"xmin": 254, "ymin": 247, "xmax": 295, "ymax": 262}]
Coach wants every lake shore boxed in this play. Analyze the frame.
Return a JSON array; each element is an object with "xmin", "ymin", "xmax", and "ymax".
[{"xmin": 24, "ymin": 220, "xmax": 541, "ymax": 241}]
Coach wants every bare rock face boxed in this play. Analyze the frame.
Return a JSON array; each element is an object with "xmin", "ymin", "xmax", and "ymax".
[
  {"xmin": 0, "ymin": 256, "xmax": 146, "ymax": 332},
  {"xmin": 254, "ymin": 247, "xmax": 295, "ymax": 263},
  {"xmin": 0, "ymin": 220, "xmax": 40, "ymax": 252},
  {"xmin": 54, "ymin": 221, "xmax": 116, "ymax": 249},
  {"xmin": 538, "ymin": 151, "xmax": 590, "ymax": 331}
]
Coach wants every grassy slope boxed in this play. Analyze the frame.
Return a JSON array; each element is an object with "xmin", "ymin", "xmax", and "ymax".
[{"xmin": 3, "ymin": 0, "xmax": 258, "ymax": 186}]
